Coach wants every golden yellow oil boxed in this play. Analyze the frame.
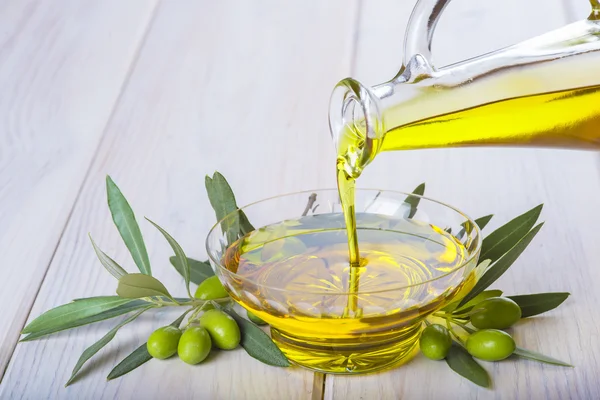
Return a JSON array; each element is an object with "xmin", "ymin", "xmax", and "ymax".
[
  {"xmin": 223, "ymin": 213, "xmax": 476, "ymax": 373},
  {"xmin": 336, "ymin": 85, "xmax": 600, "ymax": 180},
  {"xmin": 382, "ymin": 85, "xmax": 600, "ymax": 151}
]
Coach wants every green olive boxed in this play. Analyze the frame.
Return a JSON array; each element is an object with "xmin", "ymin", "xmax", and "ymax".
[
  {"xmin": 466, "ymin": 329, "xmax": 516, "ymax": 361},
  {"xmin": 199, "ymin": 309, "xmax": 241, "ymax": 350},
  {"xmin": 419, "ymin": 324, "xmax": 452, "ymax": 360},
  {"xmin": 470, "ymin": 297, "xmax": 522, "ymax": 329},
  {"xmin": 178, "ymin": 326, "xmax": 212, "ymax": 365},
  {"xmin": 147, "ymin": 326, "xmax": 182, "ymax": 359},
  {"xmin": 194, "ymin": 276, "xmax": 229, "ymax": 300},
  {"xmin": 247, "ymin": 310, "xmax": 267, "ymax": 326}
]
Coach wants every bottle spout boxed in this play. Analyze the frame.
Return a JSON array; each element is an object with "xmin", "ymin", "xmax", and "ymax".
[{"xmin": 329, "ymin": 78, "xmax": 385, "ymax": 179}]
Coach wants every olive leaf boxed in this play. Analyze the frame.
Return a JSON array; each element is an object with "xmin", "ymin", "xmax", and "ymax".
[
  {"xmin": 22, "ymin": 297, "xmax": 132, "ymax": 335},
  {"xmin": 445, "ymin": 343, "xmax": 491, "ymax": 388},
  {"xmin": 107, "ymin": 310, "xmax": 189, "ymax": 380},
  {"xmin": 239, "ymin": 210, "xmax": 255, "ymax": 236},
  {"xmin": 458, "ymin": 223, "xmax": 543, "ymax": 307},
  {"xmin": 20, "ymin": 299, "xmax": 152, "ymax": 342},
  {"xmin": 145, "ymin": 218, "xmax": 192, "ymax": 298},
  {"xmin": 205, "ymin": 172, "xmax": 254, "ymax": 244},
  {"xmin": 169, "ymin": 256, "xmax": 215, "ymax": 285},
  {"xmin": 456, "ymin": 214, "xmax": 493, "ymax": 241},
  {"xmin": 226, "ymin": 311, "xmax": 290, "ymax": 367},
  {"xmin": 443, "ymin": 290, "xmax": 503, "ymax": 314},
  {"xmin": 117, "ymin": 273, "xmax": 173, "ymax": 300},
  {"xmin": 65, "ymin": 307, "xmax": 151, "ymax": 386},
  {"xmin": 404, "ymin": 183, "xmax": 425, "ymax": 219},
  {"xmin": 474, "ymin": 215, "xmax": 493, "ymax": 230},
  {"xmin": 479, "ymin": 204, "xmax": 542, "ymax": 265},
  {"xmin": 106, "ymin": 343, "xmax": 150, "ymax": 381},
  {"xmin": 513, "ymin": 347, "xmax": 572, "ymax": 367},
  {"xmin": 89, "ymin": 234, "xmax": 127, "ymax": 279},
  {"xmin": 106, "ymin": 176, "xmax": 152, "ymax": 275},
  {"xmin": 507, "ymin": 292, "xmax": 570, "ymax": 318}
]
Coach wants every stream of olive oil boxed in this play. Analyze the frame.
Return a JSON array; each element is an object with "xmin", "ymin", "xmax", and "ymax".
[{"xmin": 336, "ymin": 164, "xmax": 362, "ymax": 317}]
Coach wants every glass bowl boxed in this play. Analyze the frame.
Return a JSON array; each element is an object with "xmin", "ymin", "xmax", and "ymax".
[{"xmin": 206, "ymin": 189, "xmax": 482, "ymax": 374}]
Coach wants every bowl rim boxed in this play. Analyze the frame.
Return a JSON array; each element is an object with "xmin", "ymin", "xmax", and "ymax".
[{"xmin": 205, "ymin": 188, "xmax": 482, "ymax": 295}]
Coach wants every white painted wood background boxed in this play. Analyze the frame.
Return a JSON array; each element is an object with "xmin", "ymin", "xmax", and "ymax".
[{"xmin": 0, "ymin": 0, "xmax": 598, "ymax": 398}]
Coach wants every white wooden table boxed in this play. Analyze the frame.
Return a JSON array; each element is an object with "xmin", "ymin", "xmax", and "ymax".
[{"xmin": 1, "ymin": 0, "xmax": 599, "ymax": 398}]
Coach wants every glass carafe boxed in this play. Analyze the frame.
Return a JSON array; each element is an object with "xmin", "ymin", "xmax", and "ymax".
[{"xmin": 330, "ymin": 0, "xmax": 600, "ymax": 178}]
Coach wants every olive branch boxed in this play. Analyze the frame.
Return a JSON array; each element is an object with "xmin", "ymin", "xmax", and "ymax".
[{"xmin": 19, "ymin": 174, "xmax": 571, "ymax": 389}]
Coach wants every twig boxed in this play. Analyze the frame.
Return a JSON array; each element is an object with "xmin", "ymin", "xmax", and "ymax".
[
  {"xmin": 451, "ymin": 319, "xmax": 477, "ymax": 334},
  {"xmin": 302, "ymin": 193, "xmax": 318, "ymax": 216},
  {"xmin": 363, "ymin": 191, "xmax": 382, "ymax": 212},
  {"xmin": 446, "ymin": 318, "xmax": 466, "ymax": 347}
]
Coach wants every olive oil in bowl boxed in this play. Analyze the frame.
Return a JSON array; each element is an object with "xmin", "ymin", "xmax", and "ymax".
[{"xmin": 208, "ymin": 190, "xmax": 481, "ymax": 373}]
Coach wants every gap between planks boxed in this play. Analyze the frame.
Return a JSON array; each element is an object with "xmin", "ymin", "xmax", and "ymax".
[{"xmin": 312, "ymin": 372, "xmax": 326, "ymax": 400}]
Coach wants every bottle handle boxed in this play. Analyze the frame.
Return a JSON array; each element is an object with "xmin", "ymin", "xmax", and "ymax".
[{"xmin": 403, "ymin": 0, "xmax": 453, "ymax": 68}]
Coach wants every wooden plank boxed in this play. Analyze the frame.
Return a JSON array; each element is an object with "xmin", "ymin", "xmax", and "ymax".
[
  {"xmin": 1, "ymin": 1, "xmax": 359, "ymax": 398},
  {"xmin": 0, "ymin": 0, "xmax": 158, "ymax": 379},
  {"xmin": 326, "ymin": 0, "xmax": 600, "ymax": 399}
]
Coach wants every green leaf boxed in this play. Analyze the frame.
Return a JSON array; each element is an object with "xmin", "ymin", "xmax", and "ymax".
[
  {"xmin": 475, "ymin": 215, "xmax": 493, "ymax": 230},
  {"xmin": 169, "ymin": 256, "xmax": 215, "ymax": 285},
  {"xmin": 513, "ymin": 347, "xmax": 573, "ymax": 367},
  {"xmin": 107, "ymin": 310, "xmax": 189, "ymax": 380},
  {"xmin": 117, "ymin": 273, "xmax": 172, "ymax": 300},
  {"xmin": 106, "ymin": 343, "xmax": 150, "ymax": 381},
  {"xmin": 20, "ymin": 299, "xmax": 152, "ymax": 341},
  {"xmin": 226, "ymin": 311, "xmax": 290, "ymax": 367},
  {"xmin": 205, "ymin": 172, "xmax": 241, "ymax": 244},
  {"xmin": 65, "ymin": 307, "xmax": 151, "ymax": 386},
  {"xmin": 445, "ymin": 290, "xmax": 503, "ymax": 314},
  {"xmin": 145, "ymin": 218, "xmax": 192, "ymax": 298},
  {"xmin": 205, "ymin": 172, "xmax": 255, "ymax": 239},
  {"xmin": 205, "ymin": 172, "xmax": 237, "ymax": 222},
  {"xmin": 445, "ymin": 343, "xmax": 491, "ymax": 388},
  {"xmin": 507, "ymin": 292, "xmax": 570, "ymax": 318},
  {"xmin": 458, "ymin": 223, "xmax": 543, "ymax": 307},
  {"xmin": 239, "ymin": 210, "xmax": 255, "ymax": 235},
  {"xmin": 106, "ymin": 176, "xmax": 152, "ymax": 275},
  {"xmin": 89, "ymin": 234, "xmax": 127, "ymax": 279},
  {"xmin": 22, "ymin": 297, "xmax": 132, "ymax": 335},
  {"xmin": 456, "ymin": 214, "xmax": 493, "ymax": 241},
  {"xmin": 479, "ymin": 204, "xmax": 542, "ymax": 265},
  {"xmin": 404, "ymin": 183, "xmax": 425, "ymax": 219}
]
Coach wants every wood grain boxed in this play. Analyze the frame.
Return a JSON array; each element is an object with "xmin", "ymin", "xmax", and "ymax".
[
  {"xmin": 0, "ymin": 0, "xmax": 158, "ymax": 379},
  {"xmin": 3, "ymin": 0, "xmax": 599, "ymax": 399},
  {"xmin": 1, "ymin": 1, "xmax": 358, "ymax": 398},
  {"xmin": 325, "ymin": 0, "xmax": 600, "ymax": 399}
]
